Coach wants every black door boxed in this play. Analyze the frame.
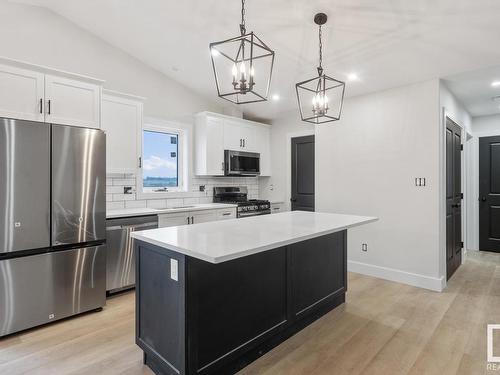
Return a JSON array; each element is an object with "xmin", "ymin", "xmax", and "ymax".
[
  {"xmin": 291, "ymin": 135, "xmax": 315, "ymax": 211},
  {"xmin": 479, "ymin": 136, "xmax": 500, "ymax": 252},
  {"xmin": 446, "ymin": 118, "xmax": 462, "ymax": 280}
]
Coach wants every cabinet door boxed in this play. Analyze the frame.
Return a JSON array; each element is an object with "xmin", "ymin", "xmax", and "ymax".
[
  {"xmin": 190, "ymin": 210, "xmax": 217, "ymax": 224},
  {"xmin": 223, "ymin": 119, "xmax": 244, "ymax": 151},
  {"xmin": 0, "ymin": 64, "xmax": 45, "ymax": 122},
  {"xmin": 102, "ymin": 94, "xmax": 142, "ymax": 174},
  {"xmin": 158, "ymin": 212, "xmax": 190, "ymax": 228},
  {"xmin": 205, "ymin": 116, "xmax": 224, "ymax": 175},
  {"xmin": 255, "ymin": 125, "xmax": 271, "ymax": 176},
  {"xmin": 45, "ymin": 74, "xmax": 101, "ymax": 128}
]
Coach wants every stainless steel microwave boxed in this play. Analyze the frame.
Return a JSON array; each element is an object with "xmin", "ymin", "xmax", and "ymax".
[{"xmin": 224, "ymin": 150, "xmax": 260, "ymax": 176}]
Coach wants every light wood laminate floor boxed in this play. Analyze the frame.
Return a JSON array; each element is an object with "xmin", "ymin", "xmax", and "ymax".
[{"xmin": 1, "ymin": 251, "xmax": 499, "ymax": 375}]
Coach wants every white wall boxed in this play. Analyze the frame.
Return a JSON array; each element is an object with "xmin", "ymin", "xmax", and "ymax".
[
  {"xmin": 0, "ymin": 2, "xmax": 233, "ymax": 122},
  {"xmin": 314, "ymin": 79, "xmax": 443, "ymax": 291},
  {"xmin": 258, "ymin": 111, "xmax": 315, "ymax": 207}
]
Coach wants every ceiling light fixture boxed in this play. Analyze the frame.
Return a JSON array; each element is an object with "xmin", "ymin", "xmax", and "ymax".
[
  {"xmin": 492, "ymin": 81, "xmax": 500, "ymax": 87},
  {"xmin": 271, "ymin": 94, "xmax": 280, "ymax": 101},
  {"xmin": 347, "ymin": 73, "xmax": 359, "ymax": 81},
  {"xmin": 209, "ymin": 0, "xmax": 275, "ymax": 104},
  {"xmin": 295, "ymin": 13, "xmax": 345, "ymax": 124}
]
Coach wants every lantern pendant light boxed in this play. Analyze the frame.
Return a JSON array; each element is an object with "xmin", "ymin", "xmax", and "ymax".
[
  {"xmin": 296, "ymin": 13, "xmax": 345, "ymax": 124},
  {"xmin": 209, "ymin": 0, "xmax": 275, "ymax": 104}
]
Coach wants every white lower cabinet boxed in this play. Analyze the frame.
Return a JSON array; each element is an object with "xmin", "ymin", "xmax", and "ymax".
[
  {"xmin": 158, "ymin": 207, "xmax": 236, "ymax": 228},
  {"xmin": 271, "ymin": 202, "xmax": 285, "ymax": 214}
]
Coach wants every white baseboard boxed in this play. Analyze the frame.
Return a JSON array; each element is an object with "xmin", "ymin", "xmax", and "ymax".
[{"xmin": 348, "ymin": 260, "xmax": 445, "ymax": 292}]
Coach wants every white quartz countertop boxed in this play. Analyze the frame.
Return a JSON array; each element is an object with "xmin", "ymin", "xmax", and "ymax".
[
  {"xmin": 106, "ymin": 203, "xmax": 237, "ymax": 219},
  {"xmin": 131, "ymin": 211, "xmax": 378, "ymax": 263}
]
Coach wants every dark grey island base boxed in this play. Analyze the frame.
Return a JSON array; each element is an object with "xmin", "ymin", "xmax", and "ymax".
[{"xmin": 135, "ymin": 230, "xmax": 347, "ymax": 375}]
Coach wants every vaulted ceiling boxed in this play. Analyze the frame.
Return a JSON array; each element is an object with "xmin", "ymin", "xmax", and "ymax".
[{"xmin": 14, "ymin": 0, "xmax": 500, "ymax": 120}]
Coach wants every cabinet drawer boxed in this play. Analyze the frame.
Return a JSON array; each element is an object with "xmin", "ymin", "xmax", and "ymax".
[
  {"xmin": 271, "ymin": 203, "xmax": 285, "ymax": 214},
  {"xmin": 216, "ymin": 208, "xmax": 236, "ymax": 220},
  {"xmin": 158, "ymin": 212, "xmax": 190, "ymax": 228}
]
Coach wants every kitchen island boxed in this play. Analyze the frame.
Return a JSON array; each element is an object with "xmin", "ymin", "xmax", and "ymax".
[{"xmin": 131, "ymin": 211, "xmax": 377, "ymax": 375}]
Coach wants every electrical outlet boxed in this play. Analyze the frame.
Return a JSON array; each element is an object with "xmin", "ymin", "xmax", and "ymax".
[
  {"xmin": 199, "ymin": 185, "xmax": 205, "ymax": 192},
  {"xmin": 123, "ymin": 186, "xmax": 133, "ymax": 194},
  {"xmin": 170, "ymin": 259, "xmax": 178, "ymax": 281},
  {"xmin": 362, "ymin": 243, "xmax": 368, "ymax": 252}
]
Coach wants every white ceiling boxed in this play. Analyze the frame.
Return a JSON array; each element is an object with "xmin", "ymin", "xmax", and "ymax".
[
  {"xmin": 444, "ymin": 66, "xmax": 500, "ymax": 118},
  {"xmin": 14, "ymin": 0, "xmax": 500, "ymax": 121}
]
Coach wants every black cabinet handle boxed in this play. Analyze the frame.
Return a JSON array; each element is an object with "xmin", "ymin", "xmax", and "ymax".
[
  {"xmin": 191, "ymin": 216, "xmax": 194, "ymax": 224},
  {"xmin": 243, "ymin": 139, "xmax": 246, "ymax": 147},
  {"xmin": 47, "ymin": 99, "xmax": 51, "ymax": 115},
  {"xmin": 187, "ymin": 216, "xmax": 190, "ymax": 225},
  {"xmin": 39, "ymin": 98, "xmax": 43, "ymax": 114}
]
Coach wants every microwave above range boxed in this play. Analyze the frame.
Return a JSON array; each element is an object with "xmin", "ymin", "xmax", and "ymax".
[{"xmin": 224, "ymin": 150, "xmax": 260, "ymax": 176}]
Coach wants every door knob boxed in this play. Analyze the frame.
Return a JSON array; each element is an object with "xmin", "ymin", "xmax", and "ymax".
[
  {"xmin": 290, "ymin": 198, "xmax": 297, "ymax": 202},
  {"xmin": 481, "ymin": 197, "xmax": 487, "ymax": 202}
]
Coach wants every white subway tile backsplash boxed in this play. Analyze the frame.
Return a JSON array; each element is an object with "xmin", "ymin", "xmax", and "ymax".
[
  {"xmin": 183, "ymin": 197, "xmax": 199, "ymax": 205},
  {"xmin": 107, "ymin": 201, "xmax": 125, "ymax": 211},
  {"xmin": 106, "ymin": 173, "xmax": 260, "ymax": 211},
  {"xmin": 147, "ymin": 199, "xmax": 168, "ymax": 209},
  {"xmin": 113, "ymin": 193, "xmax": 136, "ymax": 201},
  {"xmin": 113, "ymin": 178, "xmax": 136, "ymax": 186},
  {"xmin": 106, "ymin": 185, "xmax": 125, "ymax": 194},
  {"xmin": 166, "ymin": 198, "xmax": 184, "ymax": 208},
  {"xmin": 125, "ymin": 200, "xmax": 147, "ymax": 209}
]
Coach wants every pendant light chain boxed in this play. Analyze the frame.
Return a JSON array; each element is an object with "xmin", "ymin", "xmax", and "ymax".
[
  {"xmin": 240, "ymin": 0, "xmax": 246, "ymax": 35},
  {"xmin": 318, "ymin": 25, "xmax": 323, "ymax": 70}
]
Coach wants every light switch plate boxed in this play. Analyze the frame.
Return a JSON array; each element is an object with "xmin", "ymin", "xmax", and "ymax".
[{"xmin": 170, "ymin": 259, "xmax": 178, "ymax": 281}]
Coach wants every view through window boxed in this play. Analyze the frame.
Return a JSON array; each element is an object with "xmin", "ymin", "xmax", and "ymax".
[{"xmin": 142, "ymin": 129, "xmax": 179, "ymax": 191}]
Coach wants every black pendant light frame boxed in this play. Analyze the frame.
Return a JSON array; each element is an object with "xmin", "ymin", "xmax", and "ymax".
[
  {"xmin": 209, "ymin": 0, "xmax": 275, "ymax": 105},
  {"xmin": 295, "ymin": 13, "xmax": 345, "ymax": 124}
]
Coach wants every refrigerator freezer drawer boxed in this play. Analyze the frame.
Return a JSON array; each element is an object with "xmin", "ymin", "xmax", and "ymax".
[{"xmin": 0, "ymin": 245, "xmax": 106, "ymax": 337}]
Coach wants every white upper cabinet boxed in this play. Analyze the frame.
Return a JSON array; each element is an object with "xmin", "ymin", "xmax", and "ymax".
[
  {"xmin": 0, "ymin": 64, "xmax": 45, "ymax": 122},
  {"xmin": 194, "ymin": 113, "xmax": 225, "ymax": 176},
  {"xmin": 255, "ymin": 125, "xmax": 271, "ymax": 176},
  {"xmin": 194, "ymin": 112, "xmax": 272, "ymax": 176},
  {"xmin": 102, "ymin": 91, "xmax": 144, "ymax": 174},
  {"xmin": 0, "ymin": 58, "xmax": 103, "ymax": 128},
  {"xmin": 223, "ymin": 119, "xmax": 256, "ymax": 152},
  {"xmin": 45, "ymin": 74, "xmax": 101, "ymax": 128}
]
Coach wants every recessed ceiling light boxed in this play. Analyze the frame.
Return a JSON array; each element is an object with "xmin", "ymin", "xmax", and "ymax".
[
  {"xmin": 271, "ymin": 94, "xmax": 280, "ymax": 101},
  {"xmin": 347, "ymin": 73, "xmax": 359, "ymax": 81},
  {"xmin": 491, "ymin": 81, "xmax": 500, "ymax": 87},
  {"xmin": 211, "ymin": 48, "xmax": 220, "ymax": 57}
]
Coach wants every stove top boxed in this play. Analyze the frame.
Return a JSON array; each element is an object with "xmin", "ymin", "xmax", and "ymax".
[{"xmin": 213, "ymin": 187, "xmax": 271, "ymax": 217}]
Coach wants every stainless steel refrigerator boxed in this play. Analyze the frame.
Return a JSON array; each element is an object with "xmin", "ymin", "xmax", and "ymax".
[{"xmin": 0, "ymin": 118, "xmax": 106, "ymax": 337}]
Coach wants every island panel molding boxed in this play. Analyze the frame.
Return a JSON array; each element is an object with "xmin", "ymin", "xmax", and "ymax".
[{"xmin": 135, "ymin": 230, "xmax": 348, "ymax": 375}]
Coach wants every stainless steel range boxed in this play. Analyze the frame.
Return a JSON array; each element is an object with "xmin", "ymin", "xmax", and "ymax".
[{"xmin": 213, "ymin": 186, "xmax": 271, "ymax": 218}]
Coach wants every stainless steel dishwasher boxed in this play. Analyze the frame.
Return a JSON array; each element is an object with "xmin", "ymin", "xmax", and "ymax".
[{"xmin": 106, "ymin": 215, "xmax": 158, "ymax": 294}]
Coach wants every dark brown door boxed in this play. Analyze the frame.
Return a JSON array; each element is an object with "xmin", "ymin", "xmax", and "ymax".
[
  {"xmin": 291, "ymin": 135, "xmax": 315, "ymax": 211},
  {"xmin": 446, "ymin": 118, "xmax": 462, "ymax": 280},
  {"xmin": 479, "ymin": 136, "xmax": 500, "ymax": 252}
]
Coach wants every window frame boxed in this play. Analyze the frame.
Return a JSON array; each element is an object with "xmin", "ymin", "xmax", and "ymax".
[{"xmin": 137, "ymin": 119, "xmax": 188, "ymax": 198}]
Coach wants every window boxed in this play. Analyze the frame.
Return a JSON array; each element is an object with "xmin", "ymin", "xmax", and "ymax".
[{"xmin": 141, "ymin": 125, "xmax": 184, "ymax": 193}]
